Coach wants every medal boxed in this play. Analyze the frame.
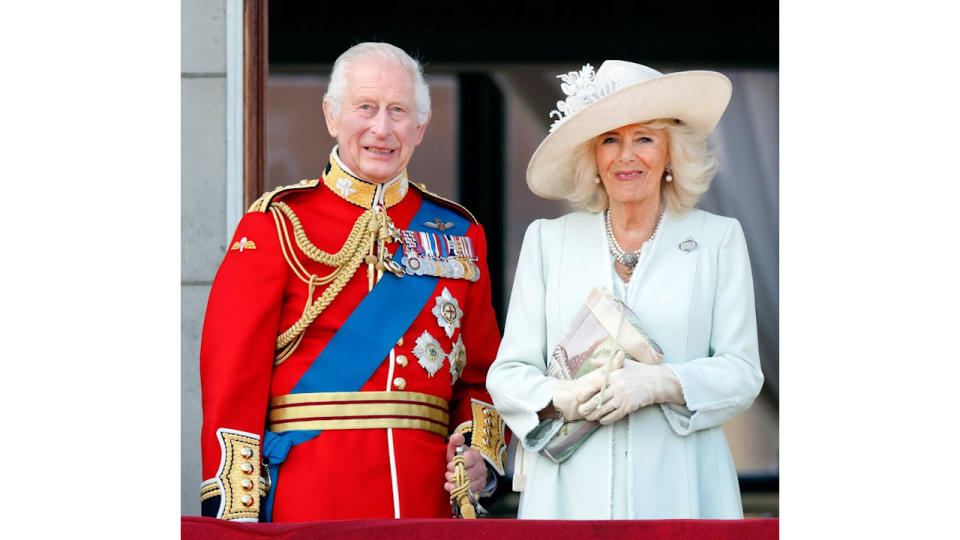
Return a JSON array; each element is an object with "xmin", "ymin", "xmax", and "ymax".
[
  {"xmin": 398, "ymin": 228, "xmax": 480, "ymax": 281},
  {"xmin": 460, "ymin": 260, "xmax": 475, "ymax": 281},
  {"xmin": 449, "ymin": 259, "xmax": 465, "ymax": 279}
]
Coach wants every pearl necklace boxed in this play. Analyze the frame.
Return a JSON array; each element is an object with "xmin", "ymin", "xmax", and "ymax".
[{"xmin": 604, "ymin": 206, "xmax": 665, "ymax": 274}]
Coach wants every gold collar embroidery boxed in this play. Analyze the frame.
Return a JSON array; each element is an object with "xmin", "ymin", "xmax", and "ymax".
[{"xmin": 323, "ymin": 148, "xmax": 409, "ymax": 209}]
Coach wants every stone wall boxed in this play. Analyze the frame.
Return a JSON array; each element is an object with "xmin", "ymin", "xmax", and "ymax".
[{"xmin": 181, "ymin": 0, "xmax": 228, "ymax": 516}]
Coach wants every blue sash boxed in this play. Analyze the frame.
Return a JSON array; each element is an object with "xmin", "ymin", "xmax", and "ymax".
[{"xmin": 262, "ymin": 198, "xmax": 469, "ymax": 520}]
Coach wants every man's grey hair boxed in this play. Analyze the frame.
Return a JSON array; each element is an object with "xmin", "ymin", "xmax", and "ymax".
[{"xmin": 324, "ymin": 42, "xmax": 431, "ymax": 125}]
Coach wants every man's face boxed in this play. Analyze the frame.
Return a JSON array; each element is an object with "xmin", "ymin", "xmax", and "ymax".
[{"xmin": 323, "ymin": 59, "xmax": 429, "ymax": 184}]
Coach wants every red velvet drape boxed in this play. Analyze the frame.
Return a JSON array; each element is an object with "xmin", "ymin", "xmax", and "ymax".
[{"xmin": 182, "ymin": 516, "xmax": 778, "ymax": 540}]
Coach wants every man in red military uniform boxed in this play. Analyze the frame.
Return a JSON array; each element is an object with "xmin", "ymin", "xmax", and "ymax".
[{"xmin": 199, "ymin": 42, "xmax": 507, "ymax": 522}]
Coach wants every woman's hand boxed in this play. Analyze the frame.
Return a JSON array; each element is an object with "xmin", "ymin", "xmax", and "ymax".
[
  {"xmin": 576, "ymin": 357, "xmax": 684, "ymax": 425},
  {"xmin": 552, "ymin": 379, "xmax": 587, "ymax": 421},
  {"xmin": 551, "ymin": 367, "xmax": 610, "ymax": 421}
]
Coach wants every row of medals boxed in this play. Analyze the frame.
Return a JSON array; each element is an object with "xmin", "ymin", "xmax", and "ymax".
[
  {"xmin": 401, "ymin": 253, "xmax": 480, "ymax": 281},
  {"xmin": 373, "ymin": 215, "xmax": 480, "ymax": 282}
]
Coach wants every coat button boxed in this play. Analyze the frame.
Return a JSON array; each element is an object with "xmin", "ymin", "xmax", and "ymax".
[
  {"xmin": 396, "ymin": 355, "xmax": 408, "ymax": 367},
  {"xmin": 241, "ymin": 479, "xmax": 254, "ymax": 491},
  {"xmin": 397, "ymin": 337, "xmax": 404, "ymax": 347},
  {"xmin": 241, "ymin": 494, "xmax": 254, "ymax": 507},
  {"xmin": 240, "ymin": 447, "xmax": 253, "ymax": 459},
  {"xmin": 241, "ymin": 463, "xmax": 254, "ymax": 474},
  {"xmin": 393, "ymin": 377, "xmax": 407, "ymax": 390}
]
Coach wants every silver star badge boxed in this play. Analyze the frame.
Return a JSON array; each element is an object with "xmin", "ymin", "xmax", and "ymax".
[
  {"xmin": 431, "ymin": 287, "xmax": 463, "ymax": 338},
  {"xmin": 413, "ymin": 330, "xmax": 446, "ymax": 377}
]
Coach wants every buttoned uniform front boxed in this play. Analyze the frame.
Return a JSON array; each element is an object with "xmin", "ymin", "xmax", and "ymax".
[
  {"xmin": 486, "ymin": 209, "xmax": 764, "ymax": 519},
  {"xmin": 199, "ymin": 156, "xmax": 505, "ymax": 522}
]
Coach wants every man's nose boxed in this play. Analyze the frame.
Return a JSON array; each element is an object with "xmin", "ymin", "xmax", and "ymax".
[{"xmin": 370, "ymin": 108, "xmax": 390, "ymax": 135}]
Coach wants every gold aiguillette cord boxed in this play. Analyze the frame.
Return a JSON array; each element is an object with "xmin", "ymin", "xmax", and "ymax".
[{"xmin": 450, "ymin": 446, "xmax": 476, "ymax": 519}]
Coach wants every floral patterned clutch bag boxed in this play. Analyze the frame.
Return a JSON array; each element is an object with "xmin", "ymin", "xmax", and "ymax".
[{"xmin": 538, "ymin": 287, "xmax": 663, "ymax": 463}]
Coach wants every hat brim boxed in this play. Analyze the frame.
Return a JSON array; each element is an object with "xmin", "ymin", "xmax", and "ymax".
[{"xmin": 526, "ymin": 70, "xmax": 732, "ymax": 200}]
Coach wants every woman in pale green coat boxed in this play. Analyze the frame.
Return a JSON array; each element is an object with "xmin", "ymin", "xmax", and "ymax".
[{"xmin": 486, "ymin": 60, "xmax": 763, "ymax": 519}]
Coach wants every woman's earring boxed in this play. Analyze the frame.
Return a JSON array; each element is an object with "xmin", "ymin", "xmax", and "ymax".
[
  {"xmin": 595, "ymin": 170, "xmax": 601, "ymax": 184},
  {"xmin": 665, "ymin": 164, "xmax": 673, "ymax": 183}
]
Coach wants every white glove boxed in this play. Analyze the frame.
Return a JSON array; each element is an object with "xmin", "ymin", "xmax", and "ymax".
[
  {"xmin": 576, "ymin": 355, "xmax": 684, "ymax": 425},
  {"xmin": 551, "ymin": 368, "xmax": 608, "ymax": 422}
]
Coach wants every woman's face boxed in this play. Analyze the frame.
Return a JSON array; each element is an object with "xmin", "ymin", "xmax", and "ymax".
[{"xmin": 594, "ymin": 123, "xmax": 670, "ymax": 206}]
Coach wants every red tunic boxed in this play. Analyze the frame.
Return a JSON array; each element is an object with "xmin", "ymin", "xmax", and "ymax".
[{"xmin": 199, "ymin": 163, "xmax": 504, "ymax": 521}]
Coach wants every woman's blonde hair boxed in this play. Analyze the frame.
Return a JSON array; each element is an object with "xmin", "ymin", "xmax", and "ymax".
[{"xmin": 566, "ymin": 119, "xmax": 718, "ymax": 214}]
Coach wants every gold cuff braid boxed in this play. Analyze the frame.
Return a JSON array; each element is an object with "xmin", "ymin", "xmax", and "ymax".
[
  {"xmin": 212, "ymin": 429, "xmax": 263, "ymax": 521},
  {"xmin": 469, "ymin": 399, "xmax": 507, "ymax": 476}
]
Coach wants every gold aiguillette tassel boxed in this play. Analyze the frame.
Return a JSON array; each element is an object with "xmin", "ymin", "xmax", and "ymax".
[
  {"xmin": 365, "ymin": 213, "xmax": 383, "ymax": 290},
  {"xmin": 365, "ymin": 253, "xmax": 377, "ymax": 291}
]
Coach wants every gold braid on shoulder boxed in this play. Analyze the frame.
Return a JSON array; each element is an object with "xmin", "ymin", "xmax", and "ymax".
[{"xmin": 269, "ymin": 201, "xmax": 379, "ymax": 365}]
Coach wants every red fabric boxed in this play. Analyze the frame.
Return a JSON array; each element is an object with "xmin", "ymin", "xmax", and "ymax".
[
  {"xmin": 182, "ymin": 516, "xmax": 779, "ymax": 540},
  {"xmin": 200, "ymin": 177, "xmax": 505, "ymax": 520}
]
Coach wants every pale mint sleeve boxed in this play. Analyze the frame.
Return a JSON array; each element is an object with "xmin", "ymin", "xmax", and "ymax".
[
  {"xmin": 661, "ymin": 219, "xmax": 764, "ymax": 436},
  {"xmin": 486, "ymin": 220, "xmax": 560, "ymax": 443}
]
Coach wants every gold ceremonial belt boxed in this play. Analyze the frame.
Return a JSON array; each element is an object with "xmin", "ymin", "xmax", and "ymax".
[{"xmin": 267, "ymin": 391, "xmax": 450, "ymax": 437}]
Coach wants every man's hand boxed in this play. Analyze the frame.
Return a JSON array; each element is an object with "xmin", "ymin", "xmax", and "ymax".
[{"xmin": 444, "ymin": 432, "xmax": 487, "ymax": 494}]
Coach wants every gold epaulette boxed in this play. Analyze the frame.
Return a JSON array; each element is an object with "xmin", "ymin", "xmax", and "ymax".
[
  {"xmin": 409, "ymin": 182, "xmax": 478, "ymax": 225},
  {"xmin": 248, "ymin": 179, "xmax": 321, "ymax": 213}
]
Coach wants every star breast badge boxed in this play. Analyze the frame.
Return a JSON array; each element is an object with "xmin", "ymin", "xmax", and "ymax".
[
  {"xmin": 448, "ymin": 336, "xmax": 466, "ymax": 385},
  {"xmin": 432, "ymin": 287, "xmax": 463, "ymax": 338},
  {"xmin": 413, "ymin": 330, "xmax": 446, "ymax": 377}
]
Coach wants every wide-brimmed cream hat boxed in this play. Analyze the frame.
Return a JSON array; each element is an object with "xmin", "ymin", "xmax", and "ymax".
[{"xmin": 526, "ymin": 60, "xmax": 732, "ymax": 200}]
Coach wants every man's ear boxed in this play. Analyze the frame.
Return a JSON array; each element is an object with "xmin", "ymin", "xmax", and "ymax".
[
  {"xmin": 414, "ymin": 111, "xmax": 431, "ymax": 146},
  {"xmin": 322, "ymin": 100, "xmax": 338, "ymax": 138}
]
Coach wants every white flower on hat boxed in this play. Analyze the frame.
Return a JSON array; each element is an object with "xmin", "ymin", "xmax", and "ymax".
[{"xmin": 548, "ymin": 63, "xmax": 619, "ymax": 133}]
